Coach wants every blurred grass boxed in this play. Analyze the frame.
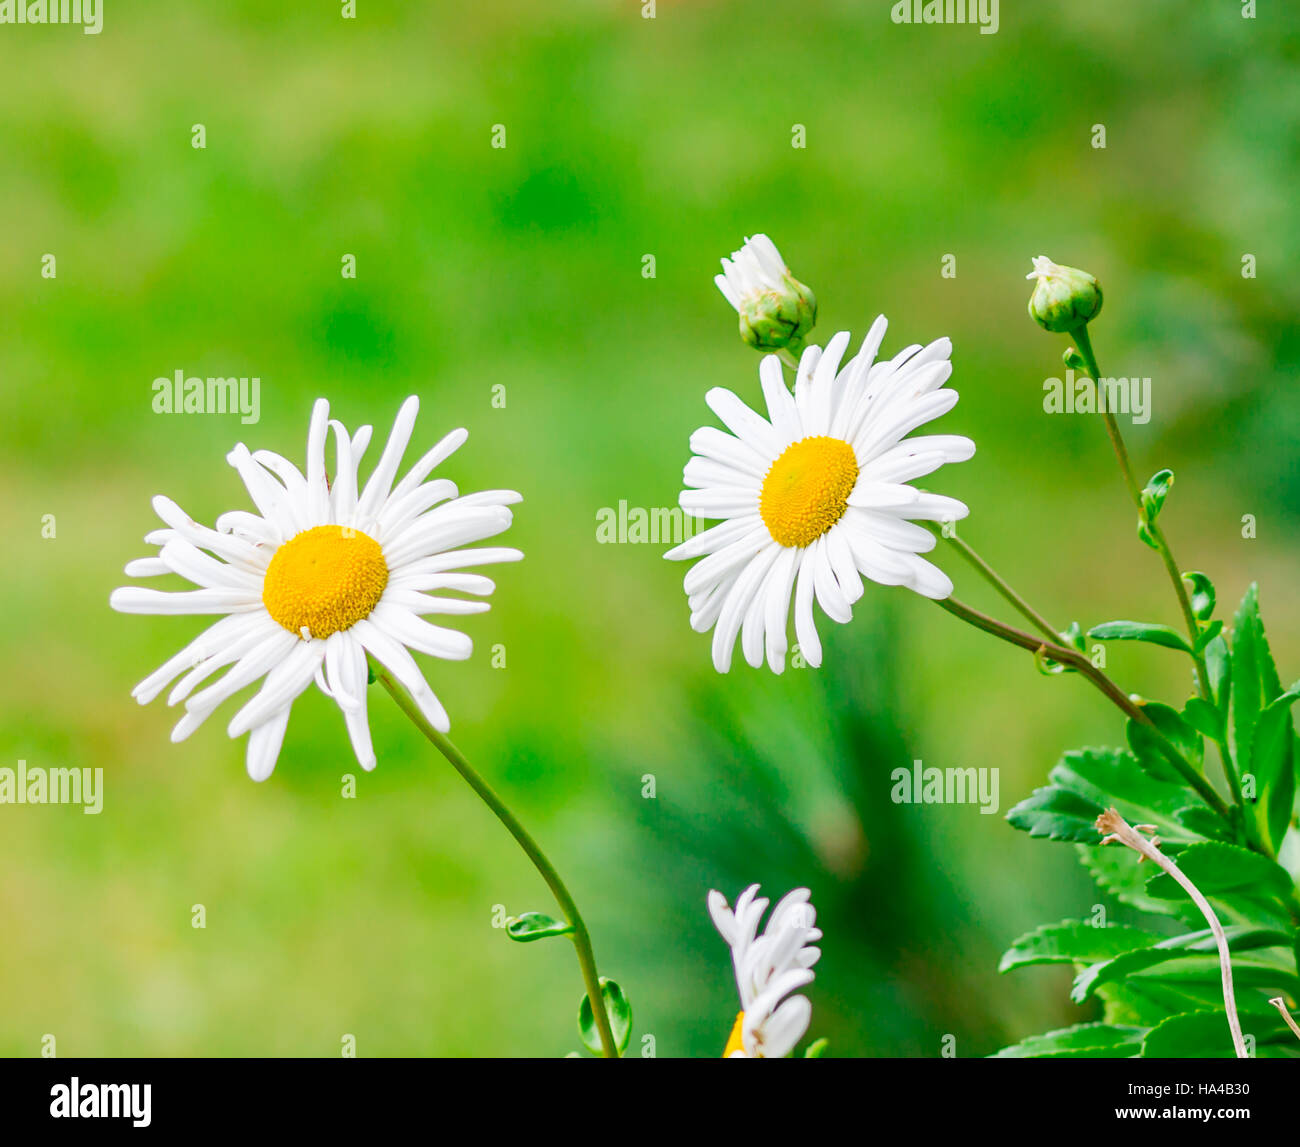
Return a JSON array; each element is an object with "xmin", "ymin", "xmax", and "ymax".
[{"xmin": 0, "ymin": 0, "xmax": 1297, "ymax": 1056}]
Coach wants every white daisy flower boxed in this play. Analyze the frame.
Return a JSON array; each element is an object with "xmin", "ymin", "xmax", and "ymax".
[
  {"xmin": 665, "ymin": 318, "xmax": 974, "ymax": 673},
  {"xmin": 708, "ymin": 884, "xmax": 822, "ymax": 1059},
  {"xmin": 110, "ymin": 396, "xmax": 522, "ymax": 782}
]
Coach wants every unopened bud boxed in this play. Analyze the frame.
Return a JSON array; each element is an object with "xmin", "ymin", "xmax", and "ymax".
[{"xmin": 1026, "ymin": 256, "xmax": 1102, "ymax": 333}]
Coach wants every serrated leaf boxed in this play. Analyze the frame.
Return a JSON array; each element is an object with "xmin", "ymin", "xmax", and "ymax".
[
  {"xmin": 505, "ymin": 911, "xmax": 575, "ymax": 943},
  {"xmin": 1249, "ymin": 687, "xmax": 1299, "ymax": 856},
  {"xmin": 1173, "ymin": 805, "xmax": 1232, "ymax": 842},
  {"xmin": 1183, "ymin": 571, "xmax": 1216, "ymax": 622},
  {"xmin": 993, "ymin": 1022, "xmax": 1146, "ymax": 1058},
  {"xmin": 1056, "ymin": 747, "xmax": 1194, "ymax": 829},
  {"xmin": 578, "ymin": 977, "xmax": 632, "ymax": 1057},
  {"xmin": 1073, "ymin": 929, "xmax": 1296, "ymax": 1004},
  {"xmin": 1078, "ymin": 843, "xmax": 1184, "ymax": 915},
  {"xmin": 1143, "ymin": 842, "xmax": 1294, "ymax": 901},
  {"xmin": 1088, "ymin": 620, "xmax": 1191, "ymax": 653},
  {"xmin": 1073, "ymin": 947, "xmax": 1195, "ymax": 1003},
  {"xmin": 1231, "ymin": 585, "xmax": 1285, "ymax": 810},
  {"xmin": 1142, "ymin": 1008, "xmax": 1300, "ymax": 1058},
  {"xmin": 1141, "ymin": 1011, "xmax": 1239, "ymax": 1058},
  {"xmin": 998, "ymin": 920, "xmax": 1160, "ymax": 973},
  {"xmin": 1010, "ymin": 747, "xmax": 1199, "ymax": 846},
  {"xmin": 1006, "ymin": 785, "xmax": 1104, "ymax": 842}
]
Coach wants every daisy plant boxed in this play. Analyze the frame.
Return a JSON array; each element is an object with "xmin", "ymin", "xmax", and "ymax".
[
  {"xmin": 674, "ymin": 236, "xmax": 1300, "ymax": 1059},
  {"xmin": 111, "ymin": 396, "xmax": 623, "ymax": 1057}
]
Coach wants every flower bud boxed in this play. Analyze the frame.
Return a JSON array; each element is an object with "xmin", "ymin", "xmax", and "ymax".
[
  {"xmin": 1026, "ymin": 256, "xmax": 1102, "ymax": 333},
  {"xmin": 715, "ymin": 235, "xmax": 817, "ymax": 353}
]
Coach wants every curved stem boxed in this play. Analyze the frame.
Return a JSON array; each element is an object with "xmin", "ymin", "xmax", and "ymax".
[
  {"xmin": 1073, "ymin": 327, "xmax": 1213, "ymax": 696},
  {"xmin": 373, "ymin": 666, "xmax": 618, "ymax": 1058},
  {"xmin": 1072, "ymin": 327, "xmax": 1242, "ymax": 812},
  {"xmin": 1097, "ymin": 810, "xmax": 1247, "ymax": 1059},
  {"xmin": 924, "ymin": 523, "xmax": 1058, "ymax": 643},
  {"xmin": 933, "ymin": 595, "xmax": 1231, "ymax": 821}
]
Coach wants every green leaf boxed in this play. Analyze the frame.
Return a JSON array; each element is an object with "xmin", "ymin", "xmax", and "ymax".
[
  {"xmin": 578, "ymin": 977, "xmax": 632, "ymax": 1057},
  {"xmin": 1078, "ymin": 844, "xmax": 1184, "ymax": 916},
  {"xmin": 993, "ymin": 1023, "xmax": 1146, "ymax": 1059},
  {"xmin": 1141, "ymin": 1011, "xmax": 1238, "ymax": 1058},
  {"xmin": 1059, "ymin": 621, "xmax": 1086, "ymax": 653},
  {"xmin": 1133, "ymin": 701, "xmax": 1203, "ymax": 770},
  {"xmin": 1173, "ymin": 805, "xmax": 1233, "ymax": 842},
  {"xmin": 1231, "ymin": 585, "xmax": 1285, "ymax": 788},
  {"xmin": 1008, "ymin": 747, "xmax": 1198, "ymax": 845},
  {"xmin": 1143, "ymin": 842, "xmax": 1294, "ymax": 901},
  {"xmin": 1072, "ymin": 927, "xmax": 1294, "ymax": 1004},
  {"xmin": 998, "ymin": 920, "xmax": 1160, "ymax": 973},
  {"xmin": 1182, "ymin": 697, "xmax": 1225, "ymax": 743},
  {"xmin": 1006, "ymin": 785, "xmax": 1104, "ymax": 843},
  {"xmin": 1126, "ymin": 719, "xmax": 1189, "ymax": 784},
  {"xmin": 1142, "ymin": 1008, "xmax": 1300, "ymax": 1059},
  {"xmin": 1088, "ymin": 620, "xmax": 1191, "ymax": 653},
  {"xmin": 803, "ymin": 1038, "xmax": 828, "ymax": 1058},
  {"xmin": 1249, "ymin": 687, "xmax": 1299, "ymax": 856},
  {"xmin": 1204, "ymin": 633, "xmax": 1231, "ymax": 713},
  {"xmin": 1140, "ymin": 469, "xmax": 1174, "ymax": 523},
  {"xmin": 1072, "ymin": 947, "xmax": 1193, "ymax": 1003},
  {"xmin": 505, "ymin": 911, "xmax": 575, "ymax": 943},
  {"xmin": 1182, "ymin": 571, "xmax": 1216, "ymax": 622}
]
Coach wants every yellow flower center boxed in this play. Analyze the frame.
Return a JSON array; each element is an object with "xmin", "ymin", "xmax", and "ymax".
[
  {"xmin": 759, "ymin": 435, "xmax": 859, "ymax": 548},
  {"xmin": 723, "ymin": 1010, "xmax": 747, "ymax": 1058},
  {"xmin": 262, "ymin": 524, "xmax": 388, "ymax": 640}
]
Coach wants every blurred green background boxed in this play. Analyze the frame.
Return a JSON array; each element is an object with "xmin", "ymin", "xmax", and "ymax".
[{"xmin": 1, "ymin": 0, "xmax": 1297, "ymax": 1057}]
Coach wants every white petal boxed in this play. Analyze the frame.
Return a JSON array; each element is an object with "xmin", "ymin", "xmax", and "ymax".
[
  {"xmin": 246, "ymin": 705, "xmax": 292, "ymax": 782},
  {"xmin": 110, "ymin": 587, "xmax": 263, "ymax": 615},
  {"xmin": 704, "ymin": 388, "xmax": 783, "ymax": 458},
  {"xmin": 356, "ymin": 396, "xmax": 420, "ymax": 526},
  {"xmin": 226, "ymin": 638, "xmax": 323, "ymax": 738}
]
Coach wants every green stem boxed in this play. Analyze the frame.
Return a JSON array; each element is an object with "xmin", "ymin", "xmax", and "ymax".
[
  {"xmin": 1073, "ymin": 327, "xmax": 1210, "ymax": 685},
  {"xmin": 924, "ymin": 523, "xmax": 1058, "ymax": 643},
  {"xmin": 934, "ymin": 595, "xmax": 1232, "ymax": 822},
  {"xmin": 373, "ymin": 665, "xmax": 618, "ymax": 1058},
  {"xmin": 1072, "ymin": 326, "xmax": 1242, "ymax": 809}
]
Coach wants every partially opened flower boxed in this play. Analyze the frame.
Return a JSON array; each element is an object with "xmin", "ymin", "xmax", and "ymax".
[
  {"xmin": 110, "ymin": 397, "xmax": 522, "ymax": 781},
  {"xmin": 665, "ymin": 319, "xmax": 974, "ymax": 672},
  {"xmin": 715, "ymin": 234, "xmax": 817, "ymax": 354},
  {"xmin": 709, "ymin": 884, "xmax": 821, "ymax": 1058}
]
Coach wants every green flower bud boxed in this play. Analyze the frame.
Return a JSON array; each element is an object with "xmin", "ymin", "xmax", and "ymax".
[
  {"xmin": 716, "ymin": 234, "xmax": 817, "ymax": 354},
  {"xmin": 1026, "ymin": 256, "xmax": 1102, "ymax": 333}
]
